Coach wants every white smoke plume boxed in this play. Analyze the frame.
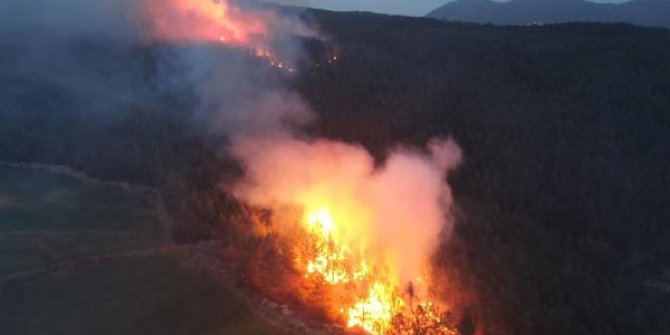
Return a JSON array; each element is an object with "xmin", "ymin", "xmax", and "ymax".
[
  {"xmin": 1, "ymin": 0, "xmax": 463, "ymax": 303},
  {"xmin": 229, "ymin": 135, "xmax": 462, "ymax": 285}
]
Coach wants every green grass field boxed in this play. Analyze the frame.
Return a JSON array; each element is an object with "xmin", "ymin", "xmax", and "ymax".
[
  {"xmin": 0, "ymin": 166, "xmax": 156, "ymax": 232},
  {"xmin": 0, "ymin": 165, "xmax": 163, "ymax": 276},
  {"xmin": 0, "ymin": 166, "xmax": 276, "ymax": 335}
]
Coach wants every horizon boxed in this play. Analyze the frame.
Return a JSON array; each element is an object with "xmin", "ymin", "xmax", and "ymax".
[{"xmin": 268, "ymin": 0, "xmax": 632, "ymax": 17}]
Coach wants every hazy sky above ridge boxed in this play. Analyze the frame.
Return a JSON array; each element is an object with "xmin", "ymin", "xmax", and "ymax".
[{"xmin": 268, "ymin": 0, "xmax": 631, "ymax": 17}]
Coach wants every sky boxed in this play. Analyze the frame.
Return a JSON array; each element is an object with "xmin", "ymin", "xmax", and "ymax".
[{"xmin": 269, "ymin": 0, "xmax": 631, "ymax": 17}]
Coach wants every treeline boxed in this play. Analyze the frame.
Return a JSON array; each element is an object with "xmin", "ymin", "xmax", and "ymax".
[{"xmin": 1, "ymin": 9, "xmax": 669, "ymax": 335}]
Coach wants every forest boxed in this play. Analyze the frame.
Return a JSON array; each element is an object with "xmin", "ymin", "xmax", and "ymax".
[{"xmin": 1, "ymin": 8, "xmax": 669, "ymax": 335}]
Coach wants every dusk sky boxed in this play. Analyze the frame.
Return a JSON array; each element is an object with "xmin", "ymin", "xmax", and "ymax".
[{"xmin": 270, "ymin": 0, "xmax": 631, "ymax": 17}]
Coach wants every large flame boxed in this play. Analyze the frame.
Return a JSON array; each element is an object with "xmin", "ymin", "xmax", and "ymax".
[
  {"xmin": 232, "ymin": 137, "xmax": 463, "ymax": 334},
  {"xmin": 298, "ymin": 206, "xmax": 454, "ymax": 334}
]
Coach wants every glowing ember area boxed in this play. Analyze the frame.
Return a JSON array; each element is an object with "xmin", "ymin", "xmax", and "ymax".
[
  {"xmin": 298, "ymin": 207, "xmax": 456, "ymax": 334},
  {"xmin": 346, "ymin": 282, "xmax": 401, "ymax": 332},
  {"xmin": 252, "ymin": 47, "xmax": 294, "ymax": 72},
  {"xmin": 303, "ymin": 208, "xmax": 370, "ymax": 285},
  {"xmin": 145, "ymin": 0, "xmax": 313, "ymax": 70},
  {"xmin": 231, "ymin": 137, "xmax": 463, "ymax": 334}
]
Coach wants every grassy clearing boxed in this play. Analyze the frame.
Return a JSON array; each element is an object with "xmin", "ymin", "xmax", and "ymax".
[
  {"xmin": 0, "ymin": 256, "xmax": 277, "ymax": 335},
  {"xmin": 0, "ymin": 165, "xmax": 163, "ymax": 276},
  {"xmin": 0, "ymin": 166, "xmax": 157, "ymax": 233},
  {"xmin": 0, "ymin": 233, "xmax": 162, "ymax": 276},
  {"xmin": 0, "ymin": 166, "xmax": 276, "ymax": 335}
]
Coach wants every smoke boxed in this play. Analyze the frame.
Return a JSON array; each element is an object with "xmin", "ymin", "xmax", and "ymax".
[
  {"xmin": 1, "ymin": 0, "xmax": 463, "ymax": 305},
  {"xmin": 155, "ymin": 45, "xmax": 314, "ymax": 137},
  {"xmin": 0, "ymin": 0, "xmax": 150, "ymax": 120},
  {"xmin": 230, "ymin": 135, "xmax": 461, "ymax": 284},
  {"xmin": 144, "ymin": 0, "xmax": 465, "ymax": 289},
  {"xmin": 140, "ymin": 0, "xmax": 321, "ymax": 139},
  {"xmin": 0, "ymin": 0, "xmax": 315, "ymax": 127}
]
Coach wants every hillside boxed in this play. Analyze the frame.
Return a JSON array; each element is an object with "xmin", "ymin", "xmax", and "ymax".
[
  {"xmin": 1, "ymin": 7, "xmax": 669, "ymax": 335},
  {"xmin": 427, "ymin": 0, "xmax": 670, "ymax": 28}
]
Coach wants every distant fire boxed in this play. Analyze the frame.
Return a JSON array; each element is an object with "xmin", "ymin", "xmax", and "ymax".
[
  {"xmin": 146, "ymin": 0, "xmax": 268, "ymax": 46},
  {"xmin": 145, "ymin": 0, "xmax": 319, "ymax": 70}
]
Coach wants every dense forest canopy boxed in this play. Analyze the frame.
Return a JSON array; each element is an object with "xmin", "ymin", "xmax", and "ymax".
[{"xmin": 1, "ymin": 7, "xmax": 669, "ymax": 335}]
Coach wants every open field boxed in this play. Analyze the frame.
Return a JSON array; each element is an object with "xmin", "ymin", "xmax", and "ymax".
[
  {"xmin": 0, "ymin": 165, "xmax": 156, "ymax": 232},
  {"xmin": 0, "ymin": 165, "xmax": 163, "ymax": 276},
  {"xmin": 0, "ymin": 165, "xmax": 277, "ymax": 335},
  {"xmin": 0, "ymin": 255, "xmax": 277, "ymax": 335}
]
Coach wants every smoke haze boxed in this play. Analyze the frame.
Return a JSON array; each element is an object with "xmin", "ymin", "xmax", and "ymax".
[
  {"xmin": 1, "ymin": 0, "xmax": 462, "ymax": 299},
  {"xmin": 230, "ymin": 136, "xmax": 462, "ymax": 284}
]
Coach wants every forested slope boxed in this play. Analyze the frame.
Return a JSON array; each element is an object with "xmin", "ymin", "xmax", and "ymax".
[{"xmin": 1, "ymin": 9, "xmax": 669, "ymax": 335}]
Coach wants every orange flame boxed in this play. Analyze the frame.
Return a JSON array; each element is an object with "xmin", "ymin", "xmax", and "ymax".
[
  {"xmin": 145, "ymin": 0, "xmax": 301, "ymax": 70},
  {"xmin": 297, "ymin": 206, "xmax": 455, "ymax": 334},
  {"xmin": 232, "ymin": 137, "xmax": 462, "ymax": 334},
  {"xmin": 147, "ymin": 0, "xmax": 270, "ymax": 47}
]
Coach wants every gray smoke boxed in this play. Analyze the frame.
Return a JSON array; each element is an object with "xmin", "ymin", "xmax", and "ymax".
[
  {"xmin": 0, "ymin": 0, "xmax": 148, "ymax": 120},
  {"xmin": 0, "ymin": 0, "xmax": 315, "ymax": 132}
]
